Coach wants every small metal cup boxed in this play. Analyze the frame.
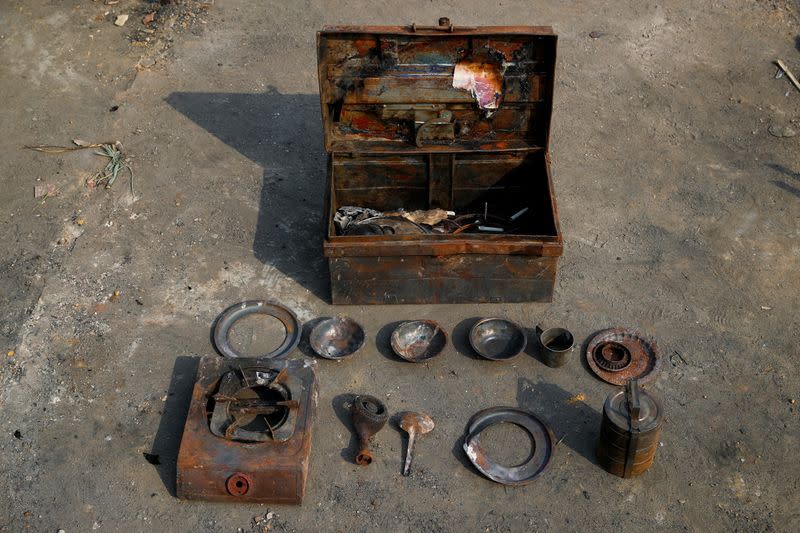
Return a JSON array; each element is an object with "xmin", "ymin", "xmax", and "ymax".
[{"xmin": 536, "ymin": 326, "xmax": 575, "ymax": 368}]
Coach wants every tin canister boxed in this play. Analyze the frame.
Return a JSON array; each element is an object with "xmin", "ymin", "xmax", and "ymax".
[
  {"xmin": 536, "ymin": 325, "xmax": 575, "ymax": 368},
  {"xmin": 597, "ymin": 379, "xmax": 663, "ymax": 478}
]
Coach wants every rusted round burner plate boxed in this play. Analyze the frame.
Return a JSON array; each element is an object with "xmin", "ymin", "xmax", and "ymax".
[{"xmin": 585, "ymin": 328, "xmax": 660, "ymax": 386}]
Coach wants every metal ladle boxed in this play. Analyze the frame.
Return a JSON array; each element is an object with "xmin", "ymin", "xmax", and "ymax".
[{"xmin": 399, "ymin": 411, "xmax": 434, "ymax": 476}]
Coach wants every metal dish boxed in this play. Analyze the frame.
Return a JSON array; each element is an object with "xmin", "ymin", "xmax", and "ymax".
[
  {"xmin": 469, "ymin": 318, "xmax": 527, "ymax": 361},
  {"xmin": 390, "ymin": 320, "xmax": 447, "ymax": 362},
  {"xmin": 309, "ymin": 316, "xmax": 365, "ymax": 360}
]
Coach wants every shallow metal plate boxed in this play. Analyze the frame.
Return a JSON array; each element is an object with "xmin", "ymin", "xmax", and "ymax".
[
  {"xmin": 309, "ymin": 316, "xmax": 365, "ymax": 360},
  {"xmin": 390, "ymin": 320, "xmax": 447, "ymax": 362},
  {"xmin": 469, "ymin": 318, "xmax": 526, "ymax": 361}
]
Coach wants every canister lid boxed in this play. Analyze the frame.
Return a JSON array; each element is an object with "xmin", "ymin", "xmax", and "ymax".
[{"xmin": 604, "ymin": 384, "xmax": 662, "ymax": 432}]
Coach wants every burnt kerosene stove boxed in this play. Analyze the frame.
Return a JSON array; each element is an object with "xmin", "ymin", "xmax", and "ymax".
[{"xmin": 176, "ymin": 355, "xmax": 317, "ymax": 504}]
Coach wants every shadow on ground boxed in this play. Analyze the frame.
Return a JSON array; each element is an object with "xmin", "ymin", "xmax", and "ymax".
[
  {"xmin": 165, "ymin": 87, "xmax": 330, "ymax": 301},
  {"xmin": 149, "ymin": 356, "xmax": 200, "ymax": 496},
  {"xmin": 767, "ymin": 162, "xmax": 800, "ymax": 199},
  {"xmin": 516, "ymin": 377, "xmax": 601, "ymax": 466}
]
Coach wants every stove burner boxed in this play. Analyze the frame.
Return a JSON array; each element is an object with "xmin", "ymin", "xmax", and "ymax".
[
  {"xmin": 208, "ymin": 367, "xmax": 298, "ymax": 442},
  {"xmin": 177, "ymin": 356, "xmax": 317, "ymax": 504},
  {"xmin": 593, "ymin": 341, "xmax": 632, "ymax": 372},
  {"xmin": 585, "ymin": 328, "xmax": 660, "ymax": 386}
]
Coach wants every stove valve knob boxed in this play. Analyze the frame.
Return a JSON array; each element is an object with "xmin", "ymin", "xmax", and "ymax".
[{"xmin": 226, "ymin": 473, "xmax": 252, "ymax": 496}]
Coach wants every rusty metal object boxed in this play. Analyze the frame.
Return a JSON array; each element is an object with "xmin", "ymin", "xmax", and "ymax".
[
  {"xmin": 213, "ymin": 301, "xmax": 301, "ymax": 359},
  {"xmin": 309, "ymin": 316, "xmax": 365, "ymax": 360},
  {"xmin": 318, "ymin": 23, "xmax": 563, "ymax": 305},
  {"xmin": 358, "ymin": 216, "xmax": 430, "ymax": 235},
  {"xmin": 469, "ymin": 318, "xmax": 526, "ymax": 361},
  {"xmin": 399, "ymin": 411, "xmax": 434, "ymax": 476},
  {"xmin": 176, "ymin": 356, "xmax": 317, "ymax": 504},
  {"xmin": 351, "ymin": 395, "xmax": 388, "ymax": 465},
  {"xmin": 463, "ymin": 407, "xmax": 554, "ymax": 485},
  {"xmin": 597, "ymin": 380, "xmax": 663, "ymax": 478},
  {"xmin": 390, "ymin": 320, "xmax": 447, "ymax": 362},
  {"xmin": 536, "ymin": 325, "xmax": 574, "ymax": 368},
  {"xmin": 586, "ymin": 328, "xmax": 660, "ymax": 385}
]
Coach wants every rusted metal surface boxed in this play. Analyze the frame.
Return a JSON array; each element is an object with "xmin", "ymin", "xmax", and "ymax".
[
  {"xmin": 536, "ymin": 325, "xmax": 574, "ymax": 368},
  {"xmin": 351, "ymin": 395, "xmax": 388, "ymax": 465},
  {"xmin": 399, "ymin": 412, "xmax": 434, "ymax": 476},
  {"xmin": 330, "ymin": 254, "xmax": 557, "ymax": 305},
  {"xmin": 469, "ymin": 318, "xmax": 527, "ymax": 360},
  {"xmin": 176, "ymin": 356, "xmax": 317, "ymax": 504},
  {"xmin": 213, "ymin": 301, "xmax": 301, "ymax": 359},
  {"xmin": 597, "ymin": 380, "xmax": 663, "ymax": 478},
  {"xmin": 390, "ymin": 320, "xmax": 447, "ymax": 362},
  {"xmin": 317, "ymin": 24, "xmax": 557, "ymax": 151},
  {"xmin": 317, "ymin": 22, "xmax": 562, "ymax": 305},
  {"xmin": 463, "ymin": 407, "xmax": 554, "ymax": 485},
  {"xmin": 585, "ymin": 328, "xmax": 661, "ymax": 386},
  {"xmin": 309, "ymin": 316, "xmax": 365, "ymax": 359}
]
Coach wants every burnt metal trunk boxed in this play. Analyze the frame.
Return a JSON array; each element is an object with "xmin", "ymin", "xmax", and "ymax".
[{"xmin": 317, "ymin": 22, "xmax": 563, "ymax": 304}]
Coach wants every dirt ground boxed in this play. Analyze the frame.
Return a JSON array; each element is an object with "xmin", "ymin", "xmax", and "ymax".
[{"xmin": 1, "ymin": 0, "xmax": 799, "ymax": 531}]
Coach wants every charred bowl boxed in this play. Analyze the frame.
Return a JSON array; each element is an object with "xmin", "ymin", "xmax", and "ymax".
[
  {"xmin": 469, "ymin": 318, "xmax": 527, "ymax": 361},
  {"xmin": 390, "ymin": 320, "xmax": 447, "ymax": 362},
  {"xmin": 310, "ymin": 316, "xmax": 365, "ymax": 360}
]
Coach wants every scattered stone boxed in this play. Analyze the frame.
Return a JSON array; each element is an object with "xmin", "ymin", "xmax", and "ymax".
[
  {"xmin": 768, "ymin": 124, "xmax": 797, "ymax": 138},
  {"xmin": 138, "ymin": 57, "xmax": 156, "ymax": 69},
  {"xmin": 114, "ymin": 14, "xmax": 129, "ymax": 27},
  {"xmin": 142, "ymin": 12, "xmax": 156, "ymax": 25},
  {"xmin": 589, "ymin": 31, "xmax": 604, "ymax": 39},
  {"xmin": 13, "ymin": 430, "xmax": 22, "ymax": 439}
]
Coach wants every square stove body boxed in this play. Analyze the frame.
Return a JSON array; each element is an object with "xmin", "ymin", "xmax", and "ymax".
[{"xmin": 176, "ymin": 356, "xmax": 317, "ymax": 504}]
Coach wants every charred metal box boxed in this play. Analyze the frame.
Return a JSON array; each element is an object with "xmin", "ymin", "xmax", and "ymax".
[
  {"xmin": 176, "ymin": 356, "xmax": 317, "ymax": 504},
  {"xmin": 318, "ymin": 20, "xmax": 562, "ymax": 304}
]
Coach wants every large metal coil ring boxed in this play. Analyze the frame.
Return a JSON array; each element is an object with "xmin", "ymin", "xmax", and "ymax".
[{"xmin": 213, "ymin": 300, "xmax": 301, "ymax": 359}]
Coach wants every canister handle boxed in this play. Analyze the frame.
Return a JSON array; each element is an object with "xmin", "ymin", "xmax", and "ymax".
[
  {"xmin": 626, "ymin": 379, "xmax": 641, "ymax": 428},
  {"xmin": 623, "ymin": 379, "xmax": 641, "ymax": 477}
]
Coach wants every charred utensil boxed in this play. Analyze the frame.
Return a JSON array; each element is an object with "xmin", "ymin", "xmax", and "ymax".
[
  {"xmin": 399, "ymin": 411, "xmax": 434, "ymax": 476},
  {"xmin": 309, "ymin": 316, "xmax": 365, "ymax": 360},
  {"xmin": 351, "ymin": 395, "xmax": 388, "ymax": 465},
  {"xmin": 463, "ymin": 407, "xmax": 554, "ymax": 485},
  {"xmin": 536, "ymin": 325, "xmax": 575, "ymax": 368},
  {"xmin": 585, "ymin": 328, "xmax": 660, "ymax": 385},
  {"xmin": 390, "ymin": 320, "xmax": 447, "ymax": 362},
  {"xmin": 469, "ymin": 318, "xmax": 527, "ymax": 361},
  {"xmin": 213, "ymin": 301, "xmax": 301, "ymax": 360}
]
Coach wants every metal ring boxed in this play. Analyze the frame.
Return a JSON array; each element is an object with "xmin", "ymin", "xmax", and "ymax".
[
  {"xmin": 585, "ymin": 328, "xmax": 660, "ymax": 386},
  {"xmin": 463, "ymin": 407, "xmax": 554, "ymax": 485},
  {"xmin": 213, "ymin": 301, "xmax": 301, "ymax": 359}
]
